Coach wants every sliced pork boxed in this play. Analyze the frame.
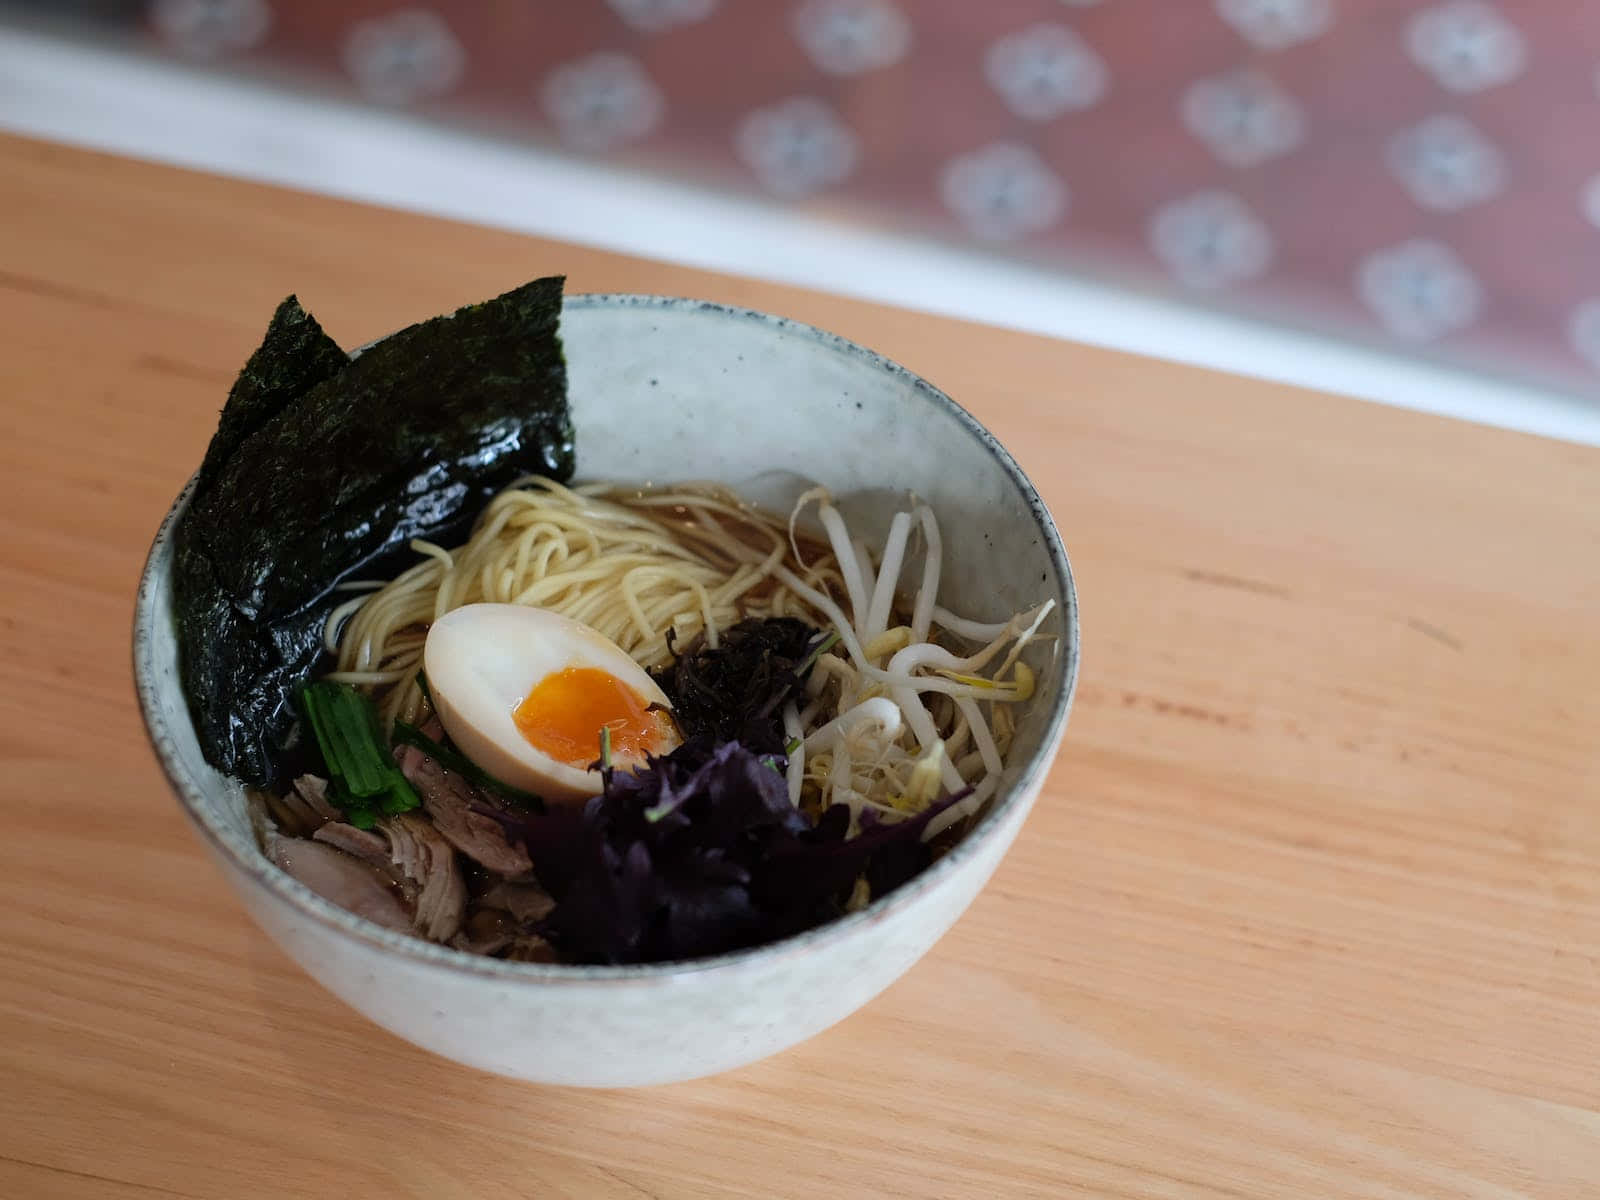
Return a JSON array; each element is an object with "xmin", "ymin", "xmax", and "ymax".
[
  {"xmin": 384, "ymin": 813, "xmax": 467, "ymax": 942},
  {"xmin": 451, "ymin": 907, "xmax": 518, "ymax": 957},
  {"xmin": 312, "ymin": 821, "xmax": 390, "ymax": 866},
  {"xmin": 477, "ymin": 878, "xmax": 555, "ymax": 925},
  {"xmin": 395, "ymin": 742, "xmax": 533, "ymax": 876},
  {"xmin": 262, "ymin": 774, "xmax": 343, "ymax": 837},
  {"xmin": 309, "ymin": 816, "xmax": 467, "ymax": 943},
  {"xmin": 268, "ymin": 836, "xmax": 411, "ymax": 933}
]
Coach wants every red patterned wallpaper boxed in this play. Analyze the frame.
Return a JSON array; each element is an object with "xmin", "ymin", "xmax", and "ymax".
[{"xmin": 137, "ymin": 0, "xmax": 1600, "ymax": 396}]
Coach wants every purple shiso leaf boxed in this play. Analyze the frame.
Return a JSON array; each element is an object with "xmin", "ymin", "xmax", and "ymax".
[{"xmin": 473, "ymin": 734, "xmax": 971, "ymax": 965}]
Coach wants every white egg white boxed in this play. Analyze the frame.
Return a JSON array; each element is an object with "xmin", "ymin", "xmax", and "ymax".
[{"xmin": 423, "ymin": 603, "xmax": 676, "ymax": 804}]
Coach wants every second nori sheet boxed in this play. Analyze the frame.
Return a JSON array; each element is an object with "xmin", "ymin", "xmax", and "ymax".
[{"xmin": 191, "ymin": 296, "xmax": 350, "ymax": 504}]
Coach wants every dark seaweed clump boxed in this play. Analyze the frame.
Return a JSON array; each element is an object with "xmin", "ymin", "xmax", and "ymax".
[
  {"xmin": 173, "ymin": 276, "xmax": 573, "ymax": 787},
  {"xmin": 650, "ymin": 616, "xmax": 820, "ymax": 756}
]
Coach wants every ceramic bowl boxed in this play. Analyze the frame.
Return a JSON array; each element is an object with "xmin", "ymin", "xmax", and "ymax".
[{"xmin": 133, "ymin": 294, "xmax": 1080, "ymax": 1087}]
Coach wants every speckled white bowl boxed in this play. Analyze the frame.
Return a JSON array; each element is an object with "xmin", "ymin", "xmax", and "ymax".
[{"xmin": 133, "ymin": 294, "xmax": 1079, "ymax": 1087}]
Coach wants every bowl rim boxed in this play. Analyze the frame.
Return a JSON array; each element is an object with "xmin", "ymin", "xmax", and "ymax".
[{"xmin": 132, "ymin": 291, "xmax": 1081, "ymax": 983}]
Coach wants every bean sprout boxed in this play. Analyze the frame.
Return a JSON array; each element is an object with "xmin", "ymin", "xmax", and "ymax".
[{"xmin": 776, "ymin": 490, "xmax": 1051, "ymax": 840}]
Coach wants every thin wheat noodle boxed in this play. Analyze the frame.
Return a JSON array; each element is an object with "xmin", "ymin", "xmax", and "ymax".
[{"xmin": 326, "ymin": 478, "xmax": 836, "ymax": 727}]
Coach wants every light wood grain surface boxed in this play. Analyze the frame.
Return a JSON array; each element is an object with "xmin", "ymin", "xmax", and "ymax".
[{"xmin": 3, "ymin": 132, "xmax": 1599, "ymax": 1199}]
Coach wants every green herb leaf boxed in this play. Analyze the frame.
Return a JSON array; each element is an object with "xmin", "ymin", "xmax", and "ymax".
[
  {"xmin": 796, "ymin": 630, "xmax": 841, "ymax": 678},
  {"xmin": 296, "ymin": 682, "xmax": 420, "ymax": 823},
  {"xmin": 343, "ymin": 805, "xmax": 379, "ymax": 831}
]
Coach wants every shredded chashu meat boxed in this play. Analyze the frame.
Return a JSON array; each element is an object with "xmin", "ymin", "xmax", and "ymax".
[
  {"xmin": 477, "ymin": 878, "xmax": 556, "ymax": 925},
  {"xmin": 384, "ymin": 813, "xmax": 468, "ymax": 942},
  {"xmin": 267, "ymin": 833, "xmax": 412, "ymax": 933},
  {"xmin": 394, "ymin": 733, "xmax": 534, "ymax": 876},
  {"xmin": 254, "ymin": 762, "xmax": 552, "ymax": 956},
  {"xmin": 451, "ymin": 906, "xmax": 520, "ymax": 956},
  {"xmin": 310, "ymin": 816, "xmax": 467, "ymax": 943},
  {"xmin": 312, "ymin": 821, "xmax": 388, "ymax": 863},
  {"xmin": 263, "ymin": 775, "xmax": 342, "ymax": 838}
]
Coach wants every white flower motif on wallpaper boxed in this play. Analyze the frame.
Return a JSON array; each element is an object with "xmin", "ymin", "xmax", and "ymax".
[
  {"xmin": 1385, "ymin": 114, "xmax": 1506, "ymax": 212},
  {"xmin": 1148, "ymin": 190, "xmax": 1273, "ymax": 290},
  {"xmin": 542, "ymin": 52, "xmax": 664, "ymax": 152},
  {"xmin": 1581, "ymin": 173, "xmax": 1600, "ymax": 230},
  {"xmin": 940, "ymin": 143, "xmax": 1067, "ymax": 241},
  {"xmin": 1356, "ymin": 240, "xmax": 1482, "ymax": 341},
  {"xmin": 984, "ymin": 24, "xmax": 1109, "ymax": 121},
  {"xmin": 342, "ymin": 9, "xmax": 464, "ymax": 105},
  {"xmin": 1567, "ymin": 300, "xmax": 1600, "ymax": 371},
  {"xmin": 1215, "ymin": 0, "xmax": 1333, "ymax": 52},
  {"xmin": 605, "ymin": 0, "xmax": 719, "ymax": 35},
  {"xmin": 735, "ymin": 97, "xmax": 859, "ymax": 198},
  {"xmin": 1181, "ymin": 70, "xmax": 1306, "ymax": 167},
  {"xmin": 1406, "ymin": 1, "xmax": 1526, "ymax": 94},
  {"xmin": 791, "ymin": 0, "xmax": 912, "ymax": 76},
  {"xmin": 149, "ymin": 0, "xmax": 271, "ymax": 58}
]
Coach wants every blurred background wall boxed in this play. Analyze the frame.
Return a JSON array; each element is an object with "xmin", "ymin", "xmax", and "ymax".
[{"xmin": 5, "ymin": 0, "xmax": 1599, "ymax": 439}]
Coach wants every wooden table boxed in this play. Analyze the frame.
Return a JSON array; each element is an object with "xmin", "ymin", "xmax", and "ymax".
[{"xmin": 3, "ymin": 132, "xmax": 1598, "ymax": 1199}]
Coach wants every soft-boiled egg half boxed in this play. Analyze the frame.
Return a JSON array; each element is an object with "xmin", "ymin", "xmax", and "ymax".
[{"xmin": 423, "ymin": 604, "xmax": 679, "ymax": 804}]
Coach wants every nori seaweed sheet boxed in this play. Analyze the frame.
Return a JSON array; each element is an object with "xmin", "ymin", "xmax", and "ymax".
[
  {"xmin": 191, "ymin": 296, "xmax": 349, "ymax": 503},
  {"xmin": 174, "ymin": 276, "xmax": 573, "ymax": 786}
]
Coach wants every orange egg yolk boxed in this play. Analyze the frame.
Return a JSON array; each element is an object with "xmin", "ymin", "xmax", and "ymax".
[{"xmin": 512, "ymin": 666, "xmax": 669, "ymax": 768}]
